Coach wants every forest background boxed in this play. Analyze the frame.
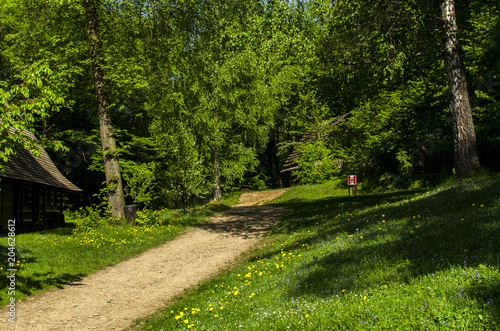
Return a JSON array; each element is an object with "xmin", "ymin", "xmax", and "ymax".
[{"xmin": 1, "ymin": 0, "xmax": 499, "ymax": 217}]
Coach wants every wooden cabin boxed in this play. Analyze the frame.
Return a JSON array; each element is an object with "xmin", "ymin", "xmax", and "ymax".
[{"xmin": 0, "ymin": 130, "xmax": 82, "ymax": 232}]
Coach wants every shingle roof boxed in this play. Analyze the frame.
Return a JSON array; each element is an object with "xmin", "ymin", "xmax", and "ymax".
[
  {"xmin": 281, "ymin": 113, "xmax": 352, "ymax": 173},
  {"xmin": 0, "ymin": 129, "xmax": 82, "ymax": 192}
]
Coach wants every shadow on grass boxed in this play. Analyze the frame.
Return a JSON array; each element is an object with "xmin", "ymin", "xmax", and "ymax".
[
  {"xmin": 0, "ymin": 222, "xmax": 76, "ymax": 237},
  {"xmin": 0, "ymin": 243, "xmax": 85, "ymax": 304},
  {"xmin": 0, "ymin": 270, "xmax": 85, "ymax": 304},
  {"xmin": 466, "ymin": 275, "xmax": 500, "ymax": 324},
  {"xmin": 265, "ymin": 179, "xmax": 500, "ymax": 317},
  {"xmin": 270, "ymin": 189, "xmax": 425, "ymax": 234}
]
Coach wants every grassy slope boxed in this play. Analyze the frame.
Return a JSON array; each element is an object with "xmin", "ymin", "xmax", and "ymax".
[
  {"xmin": 138, "ymin": 176, "xmax": 500, "ymax": 330},
  {"xmin": 0, "ymin": 194, "xmax": 240, "ymax": 306}
]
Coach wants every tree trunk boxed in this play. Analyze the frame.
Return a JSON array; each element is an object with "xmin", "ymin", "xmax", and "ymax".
[
  {"xmin": 440, "ymin": 0, "xmax": 480, "ymax": 177},
  {"xmin": 84, "ymin": 0, "xmax": 125, "ymax": 221},
  {"xmin": 213, "ymin": 146, "xmax": 222, "ymax": 201}
]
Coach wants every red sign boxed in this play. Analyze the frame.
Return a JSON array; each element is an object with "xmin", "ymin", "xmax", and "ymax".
[{"xmin": 348, "ymin": 175, "xmax": 357, "ymax": 186}]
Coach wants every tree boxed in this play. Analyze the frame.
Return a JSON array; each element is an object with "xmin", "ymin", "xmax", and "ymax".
[
  {"xmin": 0, "ymin": 0, "xmax": 66, "ymax": 166},
  {"xmin": 146, "ymin": 0, "xmax": 287, "ymax": 201},
  {"xmin": 463, "ymin": 1, "xmax": 500, "ymax": 168},
  {"xmin": 309, "ymin": 0, "xmax": 481, "ymax": 176},
  {"xmin": 83, "ymin": 0, "xmax": 125, "ymax": 220},
  {"xmin": 440, "ymin": 0, "xmax": 480, "ymax": 176}
]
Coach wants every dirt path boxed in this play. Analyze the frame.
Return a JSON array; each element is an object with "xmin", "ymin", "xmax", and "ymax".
[{"xmin": 1, "ymin": 189, "xmax": 287, "ymax": 331}]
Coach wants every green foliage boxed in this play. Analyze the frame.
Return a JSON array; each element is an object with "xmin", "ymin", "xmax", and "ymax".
[
  {"xmin": 145, "ymin": 0, "xmax": 290, "ymax": 200},
  {"xmin": 135, "ymin": 209, "xmax": 163, "ymax": 226},
  {"xmin": 150, "ymin": 123, "xmax": 210, "ymax": 207},
  {"xmin": 334, "ymin": 77, "xmax": 451, "ymax": 174},
  {"xmin": 0, "ymin": 0, "xmax": 83, "ymax": 167},
  {"xmin": 0, "ymin": 60, "xmax": 65, "ymax": 165},
  {"xmin": 121, "ymin": 160, "xmax": 157, "ymax": 208},
  {"xmin": 243, "ymin": 172, "xmax": 270, "ymax": 191},
  {"xmin": 295, "ymin": 141, "xmax": 339, "ymax": 184},
  {"xmin": 463, "ymin": 1, "xmax": 500, "ymax": 166},
  {"xmin": 67, "ymin": 188, "xmax": 112, "ymax": 233},
  {"xmin": 65, "ymin": 206, "xmax": 107, "ymax": 234}
]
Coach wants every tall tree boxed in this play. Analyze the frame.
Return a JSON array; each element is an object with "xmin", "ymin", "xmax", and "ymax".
[
  {"xmin": 146, "ymin": 0, "xmax": 285, "ymax": 201},
  {"xmin": 310, "ymin": 0, "xmax": 481, "ymax": 176},
  {"xmin": 83, "ymin": 0, "xmax": 125, "ymax": 220},
  {"xmin": 440, "ymin": 0, "xmax": 480, "ymax": 176}
]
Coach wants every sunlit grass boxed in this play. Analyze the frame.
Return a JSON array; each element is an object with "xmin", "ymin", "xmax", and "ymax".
[
  {"xmin": 138, "ymin": 175, "xmax": 500, "ymax": 330},
  {"xmin": 0, "ymin": 193, "xmax": 240, "ymax": 306}
]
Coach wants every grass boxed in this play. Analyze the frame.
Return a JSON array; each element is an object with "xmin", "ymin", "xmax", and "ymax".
[
  {"xmin": 136, "ymin": 175, "xmax": 500, "ymax": 330},
  {"xmin": 0, "ymin": 193, "xmax": 240, "ymax": 306}
]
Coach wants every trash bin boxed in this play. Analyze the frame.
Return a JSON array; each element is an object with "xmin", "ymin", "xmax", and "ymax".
[{"xmin": 124, "ymin": 204, "xmax": 138, "ymax": 225}]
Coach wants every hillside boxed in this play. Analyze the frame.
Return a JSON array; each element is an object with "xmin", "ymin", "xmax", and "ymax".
[{"xmin": 139, "ymin": 175, "xmax": 500, "ymax": 330}]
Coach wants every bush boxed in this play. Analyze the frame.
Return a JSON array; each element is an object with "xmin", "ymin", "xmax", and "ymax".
[
  {"xmin": 135, "ymin": 209, "xmax": 163, "ymax": 226},
  {"xmin": 295, "ymin": 141, "xmax": 339, "ymax": 184},
  {"xmin": 66, "ymin": 206, "xmax": 110, "ymax": 234}
]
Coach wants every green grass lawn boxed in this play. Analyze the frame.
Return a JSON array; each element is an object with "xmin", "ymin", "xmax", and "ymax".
[
  {"xmin": 0, "ymin": 194, "xmax": 240, "ymax": 306},
  {"xmin": 137, "ymin": 175, "xmax": 500, "ymax": 330}
]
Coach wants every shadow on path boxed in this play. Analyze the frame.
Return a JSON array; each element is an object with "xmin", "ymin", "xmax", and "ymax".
[{"xmin": 196, "ymin": 205, "xmax": 285, "ymax": 239}]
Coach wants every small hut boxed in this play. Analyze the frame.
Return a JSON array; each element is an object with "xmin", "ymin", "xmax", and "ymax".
[
  {"xmin": 0, "ymin": 130, "xmax": 82, "ymax": 232},
  {"xmin": 281, "ymin": 113, "xmax": 352, "ymax": 186}
]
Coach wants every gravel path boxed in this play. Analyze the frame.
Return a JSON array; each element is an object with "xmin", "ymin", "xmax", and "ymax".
[{"xmin": 0, "ymin": 189, "xmax": 287, "ymax": 331}]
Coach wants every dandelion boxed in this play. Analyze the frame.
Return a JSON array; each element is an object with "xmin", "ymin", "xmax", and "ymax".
[
  {"xmin": 305, "ymin": 314, "xmax": 310, "ymax": 318},
  {"xmin": 234, "ymin": 291, "xmax": 239, "ymax": 295}
]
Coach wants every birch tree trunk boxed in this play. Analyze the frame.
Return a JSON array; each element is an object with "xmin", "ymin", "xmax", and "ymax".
[
  {"xmin": 84, "ymin": 0, "xmax": 125, "ymax": 220},
  {"xmin": 440, "ymin": 0, "xmax": 480, "ymax": 176}
]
